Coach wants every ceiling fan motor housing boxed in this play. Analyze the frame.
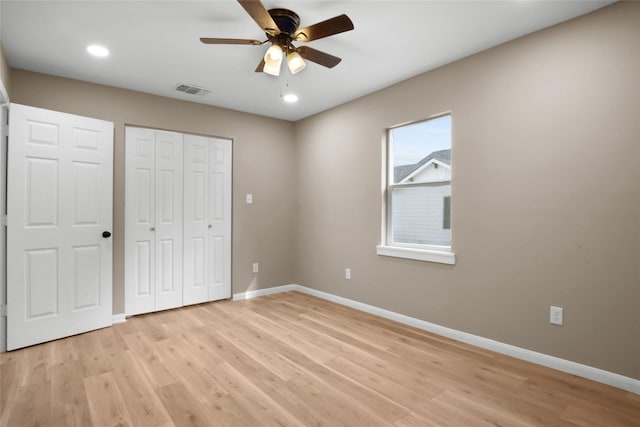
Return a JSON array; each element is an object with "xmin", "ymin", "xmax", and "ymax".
[{"xmin": 268, "ymin": 8, "xmax": 300, "ymax": 35}]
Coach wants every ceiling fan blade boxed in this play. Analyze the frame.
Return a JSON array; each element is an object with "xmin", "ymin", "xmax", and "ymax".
[
  {"xmin": 294, "ymin": 14, "xmax": 354, "ymax": 42},
  {"xmin": 237, "ymin": 0, "xmax": 281, "ymax": 35},
  {"xmin": 200, "ymin": 38, "xmax": 263, "ymax": 45},
  {"xmin": 297, "ymin": 46, "xmax": 342, "ymax": 68},
  {"xmin": 255, "ymin": 58, "xmax": 266, "ymax": 73}
]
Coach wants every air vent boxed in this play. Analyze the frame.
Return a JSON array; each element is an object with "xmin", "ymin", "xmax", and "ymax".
[{"xmin": 175, "ymin": 83, "xmax": 210, "ymax": 96}]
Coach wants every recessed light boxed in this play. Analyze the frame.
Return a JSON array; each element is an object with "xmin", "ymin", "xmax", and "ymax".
[
  {"xmin": 283, "ymin": 93, "xmax": 298, "ymax": 103},
  {"xmin": 87, "ymin": 44, "xmax": 109, "ymax": 57}
]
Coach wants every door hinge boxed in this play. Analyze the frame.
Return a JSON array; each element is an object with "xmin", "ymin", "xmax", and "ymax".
[
  {"xmin": 0, "ymin": 305, "xmax": 6, "ymax": 317},
  {"xmin": 1, "ymin": 215, "xmax": 6, "ymax": 227}
]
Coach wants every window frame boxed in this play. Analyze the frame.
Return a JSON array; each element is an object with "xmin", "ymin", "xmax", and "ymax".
[{"xmin": 377, "ymin": 113, "xmax": 456, "ymax": 265}]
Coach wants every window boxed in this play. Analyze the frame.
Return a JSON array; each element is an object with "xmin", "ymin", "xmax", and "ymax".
[
  {"xmin": 443, "ymin": 196, "xmax": 451, "ymax": 230},
  {"xmin": 377, "ymin": 114, "xmax": 455, "ymax": 264}
]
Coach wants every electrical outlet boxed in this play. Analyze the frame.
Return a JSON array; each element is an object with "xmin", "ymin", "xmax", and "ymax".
[
  {"xmin": 345, "ymin": 268, "xmax": 351, "ymax": 280},
  {"xmin": 550, "ymin": 306, "xmax": 563, "ymax": 326},
  {"xmin": 246, "ymin": 193, "xmax": 253, "ymax": 204},
  {"xmin": 252, "ymin": 263, "xmax": 259, "ymax": 273}
]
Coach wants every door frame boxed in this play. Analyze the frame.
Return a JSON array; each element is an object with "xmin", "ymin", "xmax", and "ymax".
[{"xmin": 0, "ymin": 79, "xmax": 9, "ymax": 353}]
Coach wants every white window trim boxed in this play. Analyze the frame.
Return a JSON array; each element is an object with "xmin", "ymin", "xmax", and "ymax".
[
  {"xmin": 376, "ymin": 244, "xmax": 455, "ymax": 265},
  {"xmin": 380, "ymin": 112, "xmax": 455, "ymax": 265}
]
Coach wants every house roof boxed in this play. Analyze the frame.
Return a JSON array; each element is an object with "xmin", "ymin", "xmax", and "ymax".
[{"xmin": 394, "ymin": 149, "xmax": 451, "ymax": 183}]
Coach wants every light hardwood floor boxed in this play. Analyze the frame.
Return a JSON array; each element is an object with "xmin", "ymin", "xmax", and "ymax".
[{"xmin": 1, "ymin": 291, "xmax": 638, "ymax": 426}]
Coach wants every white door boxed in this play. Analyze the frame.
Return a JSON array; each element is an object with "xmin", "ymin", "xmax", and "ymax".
[
  {"xmin": 124, "ymin": 127, "xmax": 183, "ymax": 315},
  {"xmin": 7, "ymin": 103, "xmax": 113, "ymax": 350},
  {"xmin": 183, "ymin": 135, "xmax": 232, "ymax": 304}
]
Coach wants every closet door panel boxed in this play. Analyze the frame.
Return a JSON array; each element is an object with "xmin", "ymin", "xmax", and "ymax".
[
  {"xmin": 183, "ymin": 134, "xmax": 210, "ymax": 305},
  {"xmin": 124, "ymin": 127, "xmax": 156, "ymax": 315},
  {"xmin": 154, "ymin": 131, "xmax": 183, "ymax": 310},
  {"xmin": 208, "ymin": 138, "xmax": 232, "ymax": 301}
]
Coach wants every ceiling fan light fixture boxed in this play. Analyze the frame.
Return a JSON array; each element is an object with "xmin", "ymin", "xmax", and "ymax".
[
  {"xmin": 286, "ymin": 51, "xmax": 306, "ymax": 74},
  {"xmin": 264, "ymin": 44, "xmax": 283, "ymax": 64},
  {"xmin": 263, "ymin": 44, "xmax": 283, "ymax": 76},
  {"xmin": 263, "ymin": 61, "xmax": 281, "ymax": 76}
]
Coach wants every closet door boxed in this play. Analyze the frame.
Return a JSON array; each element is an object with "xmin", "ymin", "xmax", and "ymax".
[
  {"xmin": 125, "ymin": 127, "xmax": 156, "ymax": 315},
  {"xmin": 183, "ymin": 135, "xmax": 232, "ymax": 304},
  {"xmin": 183, "ymin": 135, "xmax": 210, "ymax": 305},
  {"xmin": 208, "ymin": 137, "xmax": 232, "ymax": 301},
  {"xmin": 153, "ymin": 131, "xmax": 183, "ymax": 311},
  {"xmin": 124, "ymin": 127, "xmax": 183, "ymax": 315}
]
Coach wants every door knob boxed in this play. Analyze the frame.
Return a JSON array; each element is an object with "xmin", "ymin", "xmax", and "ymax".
[{"xmin": 102, "ymin": 231, "xmax": 112, "ymax": 238}]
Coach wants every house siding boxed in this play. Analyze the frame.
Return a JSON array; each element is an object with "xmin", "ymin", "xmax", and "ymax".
[{"xmin": 392, "ymin": 184, "xmax": 451, "ymax": 246}]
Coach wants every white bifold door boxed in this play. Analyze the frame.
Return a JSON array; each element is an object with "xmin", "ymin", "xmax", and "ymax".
[
  {"xmin": 7, "ymin": 104, "xmax": 114, "ymax": 350},
  {"xmin": 183, "ymin": 134, "xmax": 232, "ymax": 305},
  {"xmin": 125, "ymin": 127, "xmax": 231, "ymax": 316},
  {"xmin": 125, "ymin": 128, "xmax": 184, "ymax": 315}
]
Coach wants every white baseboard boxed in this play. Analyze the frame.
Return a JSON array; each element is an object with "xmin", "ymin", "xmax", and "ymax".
[
  {"xmin": 236, "ymin": 283, "xmax": 640, "ymax": 395},
  {"xmin": 232, "ymin": 284, "xmax": 297, "ymax": 301},
  {"xmin": 112, "ymin": 313, "xmax": 127, "ymax": 324}
]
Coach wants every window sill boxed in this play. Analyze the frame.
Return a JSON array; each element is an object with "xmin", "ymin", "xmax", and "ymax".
[{"xmin": 376, "ymin": 245, "xmax": 456, "ymax": 265}]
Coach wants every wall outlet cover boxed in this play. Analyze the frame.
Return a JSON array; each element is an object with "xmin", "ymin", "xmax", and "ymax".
[{"xmin": 550, "ymin": 306, "xmax": 563, "ymax": 326}]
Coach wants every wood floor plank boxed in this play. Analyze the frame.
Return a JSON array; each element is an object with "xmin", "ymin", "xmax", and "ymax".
[
  {"xmin": 325, "ymin": 356, "xmax": 445, "ymax": 414},
  {"xmin": 120, "ymin": 331, "xmax": 178, "ymax": 388},
  {"xmin": 0, "ymin": 361, "xmax": 18, "ymax": 426},
  {"xmin": 213, "ymin": 316, "xmax": 308, "ymax": 381},
  {"xmin": 50, "ymin": 359, "xmax": 93, "ymax": 426},
  {"xmin": 156, "ymin": 382, "xmax": 225, "ymax": 427},
  {"xmin": 281, "ymin": 352, "xmax": 408, "ymax": 426},
  {"xmin": 107, "ymin": 350, "xmax": 174, "ymax": 427},
  {"xmin": 84, "ymin": 372, "xmax": 135, "ymax": 427},
  {"xmin": 1, "ymin": 291, "xmax": 638, "ymax": 427},
  {"xmin": 5, "ymin": 382, "xmax": 52, "ymax": 427},
  {"xmin": 561, "ymin": 400, "xmax": 640, "ymax": 427},
  {"xmin": 154, "ymin": 337, "xmax": 228, "ymax": 404},
  {"xmin": 394, "ymin": 411, "xmax": 444, "ymax": 427},
  {"xmin": 95, "ymin": 325, "xmax": 130, "ymax": 356},
  {"xmin": 209, "ymin": 361, "xmax": 306, "ymax": 427},
  {"xmin": 205, "ymin": 346, "xmax": 326, "ymax": 426}
]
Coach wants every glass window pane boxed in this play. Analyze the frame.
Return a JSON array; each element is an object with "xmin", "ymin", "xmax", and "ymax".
[
  {"xmin": 391, "ymin": 115, "xmax": 451, "ymax": 184},
  {"xmin": 391, "ymin": 185, "xmax": 451, "ymax": 246}
]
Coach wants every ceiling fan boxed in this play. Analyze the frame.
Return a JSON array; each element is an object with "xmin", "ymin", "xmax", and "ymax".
[{"xmin": 200, "ymin": 0, "xmax": 354, "ymax": 76}]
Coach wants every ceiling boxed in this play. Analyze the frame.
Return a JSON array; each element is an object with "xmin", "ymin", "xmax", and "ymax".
[{"xmin": 1, "ymin": 1, "xmax": 613, "ymax": 121}]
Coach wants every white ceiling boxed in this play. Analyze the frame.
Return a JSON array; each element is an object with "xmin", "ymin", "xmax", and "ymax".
[{"xmin": 1, "ymin": 1, "xmax": 613, "ymax": 121}]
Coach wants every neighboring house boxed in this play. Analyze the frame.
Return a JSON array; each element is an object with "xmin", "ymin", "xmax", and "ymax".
[{"xmin": 393, "ymin": 149, "xmax": 451, "ymax": 246}]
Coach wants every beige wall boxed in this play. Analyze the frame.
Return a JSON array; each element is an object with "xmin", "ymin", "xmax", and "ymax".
[
  {"xmin": 10, "ymin": 70, "xmax": 296, "ymax": 314},
  {"xmin": 294, "ymin": 1, "xmax": 640, "ymax": 380}
]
